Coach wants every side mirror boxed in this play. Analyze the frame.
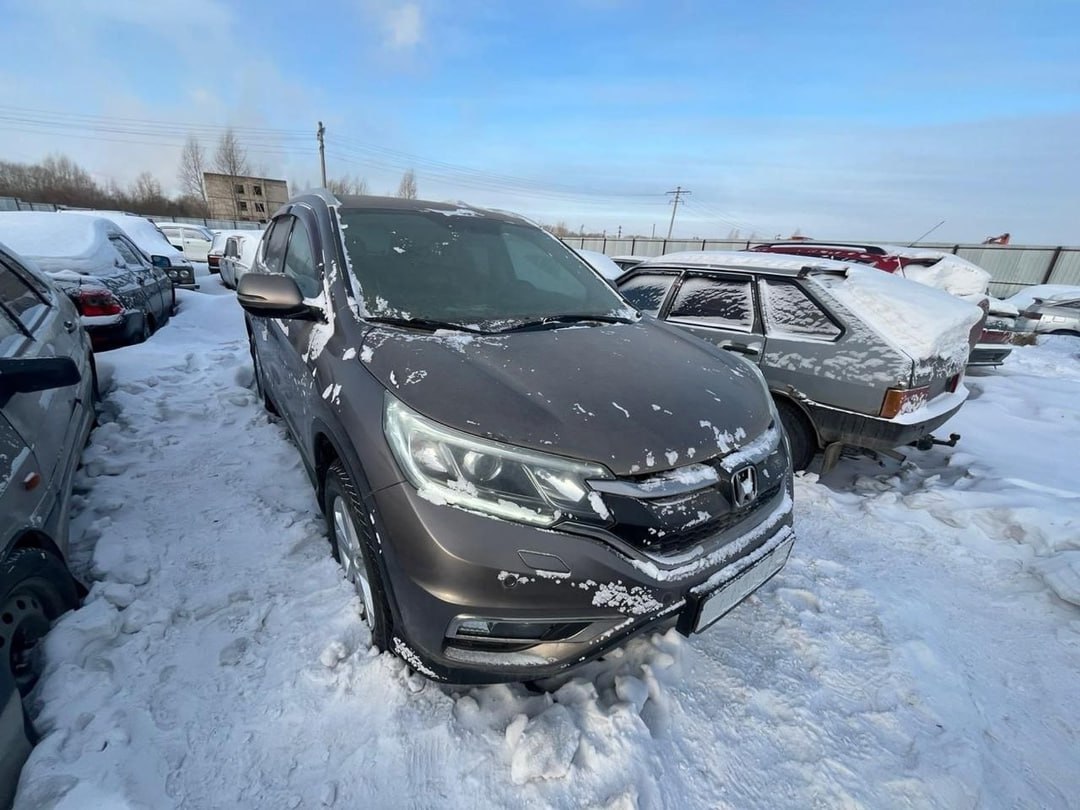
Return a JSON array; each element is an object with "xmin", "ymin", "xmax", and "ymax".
[
  {"xmin": 237, "ymin": 274, "xmax": 321, "ymax": 321},
  {"xmin": 0, "ymin": 357, "xmax": 81, "ymax": 405},
  {"xmin": 151, "ymin": 255, "xmax": 171, "ymax": 269},
  {"xmin": 175, "ymin": 244, "xmax": 185, "ymax": 252}
]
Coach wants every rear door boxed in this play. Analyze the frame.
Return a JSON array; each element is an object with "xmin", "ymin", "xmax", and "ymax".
[
  {"xmin": 755, "ymin": 277, "xmax": 855, "ymax": 407},
  {"xmin": 663, "ymin": 272, "xmax": 765, "ymax": 360}
]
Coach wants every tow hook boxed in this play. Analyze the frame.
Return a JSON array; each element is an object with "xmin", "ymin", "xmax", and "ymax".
[{"xmin": 910, "ymin": 432, "xmax": 961, "ymax": 451}]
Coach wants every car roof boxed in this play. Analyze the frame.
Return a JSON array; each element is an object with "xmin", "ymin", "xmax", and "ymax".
[
  {"xmin": 299, "ymin": 191, "xmax": 533, "ymax": 226},
  {"xmin": 634, "ymin": 250, "xmax": 854, "ymax": 277}
]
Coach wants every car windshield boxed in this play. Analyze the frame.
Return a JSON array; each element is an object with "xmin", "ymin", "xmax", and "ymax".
[{"xmin": 338, "ymin": 208, "xmax": 635, "ymax": 330}]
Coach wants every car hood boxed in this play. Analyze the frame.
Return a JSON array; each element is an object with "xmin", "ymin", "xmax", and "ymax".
[{"xmin": 359, "ymin": 318, "xmax": 773, "ymax": 476}]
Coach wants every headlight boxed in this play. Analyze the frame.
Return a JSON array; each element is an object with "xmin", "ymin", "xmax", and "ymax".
[
  {"xmin": 167, "ymin": 270, "xmax": 179, "ymax": 279},
  {"xmin": 384, "ymin": 395, "xmax": 613, "ymax": 526}
]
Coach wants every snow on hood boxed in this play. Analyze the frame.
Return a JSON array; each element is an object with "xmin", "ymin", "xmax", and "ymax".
[
  {"xmin": 0, "ymin": 211, "xmax": 126, "ymax": 275},
  {"xmin": 810, "ymin": 265, "xmax": 983, "ymax": 370},
  {"xmin": 359, "ymin": 318, "xmax": 773, "ymax": 476}
]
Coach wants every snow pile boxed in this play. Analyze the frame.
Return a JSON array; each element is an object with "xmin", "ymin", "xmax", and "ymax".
[
  {"xmin": 0, "ymin": 211, "xmax": 122, "ymax": 275},
  {"xmin": 811, "ymin": 266, "xmax": 982, "ymax": 367},
  {"xmin": 12, "ymin": 289, "xmax": 1080, "ymax": 808},
  {"xmin": 897, "ymin": 252, "xmax": 991, "ymax": 298},
  {"xmin": 71, "ymin": 210, "xmax": 189, "ymax": 266}
]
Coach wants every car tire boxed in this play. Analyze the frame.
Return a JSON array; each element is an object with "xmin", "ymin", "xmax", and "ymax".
[
  {"xmin": 0, "ymin": 549, "xmax": 79, "ymax": 701},
  {"xmin": 323, "ymin": 461, "xmax": 393, "ymax": 651},
  {"xmin": 135, "ymin": 314, "xmax": 152, "ymax": 343},
  {"xmin": 774, "ymin": 397, "xmax": 816, "ymax": 472},
  {"xmin": 248, "ymin": 333, "xmax": 277, "ymax": 415}
]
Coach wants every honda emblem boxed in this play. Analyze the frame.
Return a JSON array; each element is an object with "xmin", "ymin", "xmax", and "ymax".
[{"xmin": 732, "ymin": 466, "xmax": 758, "ymax": 507}]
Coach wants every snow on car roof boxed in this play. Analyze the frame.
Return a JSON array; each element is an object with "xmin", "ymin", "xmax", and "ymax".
[
  {"xmin": 70, "ymin": 210, "xmax": 183, "ymax": 260},
  {"xmin": 641, "ymin": 249, "xmax": 854, "ymax": 275},
  {"xmin": 0, "ymin": 211, "xmax": 123, "ymax": 274}
]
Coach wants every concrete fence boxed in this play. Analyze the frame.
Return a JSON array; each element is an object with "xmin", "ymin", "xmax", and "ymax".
[{"xmin": 561, "ymin": 236, "xmax": 1080, "ymax": 299}]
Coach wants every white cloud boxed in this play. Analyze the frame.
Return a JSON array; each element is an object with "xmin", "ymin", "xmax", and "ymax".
[{"xmin": 385, "ymin": 3, "xmax": 424, "ymax": 49}]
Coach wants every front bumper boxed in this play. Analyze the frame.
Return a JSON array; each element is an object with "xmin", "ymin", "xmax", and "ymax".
[
  {"xmin": 371, "ymin": 478, "xmax": 794, "ymax": 683},
  {"xmin": 167, "ymin": 265, "xmax": 198, "ymax": 289},
  {"xmin": 807, "ymin": 388, "xmax": 968, "ymax": 453}
]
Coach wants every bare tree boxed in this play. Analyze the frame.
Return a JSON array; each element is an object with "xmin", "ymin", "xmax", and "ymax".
[
  {"xmin": 214, "ymin": 129, "xmax": 250, "ymax": 218},
  {"xmin": 130, "ymin": 171, "xmax": 163, "ymax": 204},
  {"xmin": 327, "ymin": 174, "xmax": 369, "ymax": 196},
  {"xmin": 396, "ymin": 169, "xmax": 417, "ymax": 199},
  {"xmin": 178, "ymin": 135, "xmax": 208, "ymax": 212}
]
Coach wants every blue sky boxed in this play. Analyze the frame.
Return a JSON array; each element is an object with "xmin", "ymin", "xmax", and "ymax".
[{"xmin": 1, "ymin": 0, "xmax": 1077, "ymax": 242}]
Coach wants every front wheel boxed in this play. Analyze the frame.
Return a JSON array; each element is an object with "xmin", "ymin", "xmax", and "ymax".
[
  {"xmin": 323, "ymin": 461, "xmax": 393, "ymax": 651},
  {"xmin": 774, "ymin": 397, "xmax": 817, "ymax": 472},
  {"xmin": 1, "ymin": 549, "xmax": 79, "ymax": 700}
]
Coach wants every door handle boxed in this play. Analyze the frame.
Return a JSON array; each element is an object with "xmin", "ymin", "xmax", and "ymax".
[{"xmin": 723, "ymin": 342, "xmax": 759, "ymax": 356}]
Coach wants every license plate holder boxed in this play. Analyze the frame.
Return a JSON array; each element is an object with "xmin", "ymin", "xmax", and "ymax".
[{"xmin": 691, "ymin": 536, "xmax": 794, "ymax": 634}]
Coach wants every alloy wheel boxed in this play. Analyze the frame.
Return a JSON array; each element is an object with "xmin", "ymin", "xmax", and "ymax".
[{"xmin": 332, "ymin": 495, "xmax": 376, "ymax": 629}]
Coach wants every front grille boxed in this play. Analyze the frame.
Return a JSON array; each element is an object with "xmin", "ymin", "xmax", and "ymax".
[{"xmin": 608, "ymin": 482, "xmax": 783, "ymax": 556}]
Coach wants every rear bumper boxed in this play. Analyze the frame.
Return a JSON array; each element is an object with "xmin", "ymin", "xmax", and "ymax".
[
  {"xmin": 86, "ymin": 311, "xmax": 144, "ymax": 351},
  {"xmin": 969, "ymin": 343, "xmax": 1013, "ymax": 366},
  {"xmin": 371, "ymin": 478, "xmax": 795, "ymax": 684},
  {"xmin": 807, "ymin": 389, "xmax": 968, "ymax": 452}
]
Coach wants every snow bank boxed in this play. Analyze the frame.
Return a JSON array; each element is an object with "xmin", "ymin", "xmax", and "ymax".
[{"xmin": 811, "ymin": 266, "xmax": 982, "ymax": 367}]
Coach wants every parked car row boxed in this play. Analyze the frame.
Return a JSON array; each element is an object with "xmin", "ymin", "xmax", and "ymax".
[{"xmin": 0, "ymin": 247, "xmax": 94, "ymax": 807}]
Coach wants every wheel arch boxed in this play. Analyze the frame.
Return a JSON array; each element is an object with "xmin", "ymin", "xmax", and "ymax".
[{"xmin": 769, "ymin": 389, "xmax": 822, "ymax": 449}]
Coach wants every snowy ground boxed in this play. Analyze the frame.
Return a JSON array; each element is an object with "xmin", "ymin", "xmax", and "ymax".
[{"xmin": 14, "ymin": 279, "xmax": 1080, "ymax": 809}]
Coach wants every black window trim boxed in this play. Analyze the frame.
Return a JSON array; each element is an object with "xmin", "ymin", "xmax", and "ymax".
[
  {"xmin": 662, "ymin": 269, "xmax": 760, "ymax": 335},
  {"xmin": 281, "ymin": 204, "xmax": 325, "ymax": 299}
]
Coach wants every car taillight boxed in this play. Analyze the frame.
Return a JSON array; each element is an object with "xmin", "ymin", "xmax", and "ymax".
[
  {"xmin": 980, "ymin": 328, "xmax": 1013, "ymax": 345},
  {"xmin": 75, "ymin": 289, "xmax": 124, "ymax": 317},
  {"xmin": 880, "ymin": 386, "xmax": 930, "ymax": 419},
  {"xmin": 946, "ymin": 373, "xmax": 962, "ymax": 393}
]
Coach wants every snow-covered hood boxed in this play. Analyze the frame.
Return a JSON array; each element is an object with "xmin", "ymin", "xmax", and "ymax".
[{"xmin": 359, "ymin": 318, "xmax": 773, "ymax": 476}]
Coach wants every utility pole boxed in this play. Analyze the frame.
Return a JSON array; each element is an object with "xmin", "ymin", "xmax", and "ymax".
[
  {"xmin": 317, "ymin": 121, "xmax": 327, "ymax": 188},
  {"xmin": 666, "ymin": 186, "xmax": 690, "ymax": 239},
  {"xmin": 617, "ymin": 225, "xmax": 622, "ymax": 238},
  {"xmin": 651, "ymin": 223, "xmax": 656, "ymax": 238}
]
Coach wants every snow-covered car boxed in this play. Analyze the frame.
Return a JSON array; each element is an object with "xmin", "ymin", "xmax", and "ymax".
[
  {"xmin": 219, "ymin": 231, "xmax": 264, "ymax": 289},
  {"xmin": 574, "ymin": 248, "xmax": 623, "ymax": 281},
  {"xmin": 749, "ymin": 242, "xmax": 1017, "ymax": 367},
  {"xmin": 617, "ymin": 251, "xmax": 984, "ymax": 470},
  {"xmin": 0, "ymin": 212, "xmax": 174, "ymax": 351},
  {"xmin": 0, "ymin": 245, "xmax": 90, "ymax": 807},
  {"xmin": 155, "ymin": 222, "xmax": 213, "ymax": 262},
  {"xmin": 1015, "ymin": 293, "xmax": 1080, "ymax": 336},
  {"xmin": 237, "ymin": 192, "xmax": 795, "ymax": 683},
  {"xmin": 611, "ymin": 255, "xmax": 646, "ymax": 273},
  {"xmin": 74, "ymin": 211, "xmax": 197, "ymax": 289}
]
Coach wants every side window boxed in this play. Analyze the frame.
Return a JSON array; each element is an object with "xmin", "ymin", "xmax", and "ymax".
[
  {"xmin": 283, "ymin": 221, "xmax": 321, "ymax": 298},
  {"xmin": 110, "ymin": 236, "xmax": 147, "ymax": 267},
  {"xmin": 0, "ymin": 258, "xmax": 50, "ymax": 332},
  {"xmin": 224, "ymin": 237, "xmax": 238, "ymax": 259},
  {"xmin": 263, "ymin": 218, "xmax": 293, "ymax": 274},
  {"xmin": 760, "ymin": 279, "xmax": 841, "ymax": 340},
  {"xmin": 618, "ymin": 273, "xmax": 677, "ymax": 316},
  {"xmin": 669, "ymin": 276, "xmax": 754, "ymax": 331},
  {"xmin": 183, "ymin": 228, "xmax": 205, "ymax": 242}
]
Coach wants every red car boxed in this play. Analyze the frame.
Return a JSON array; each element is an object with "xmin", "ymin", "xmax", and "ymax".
[{"xmin": 749, "ymin": 242, "xmax": 1015, "ymax": 367}]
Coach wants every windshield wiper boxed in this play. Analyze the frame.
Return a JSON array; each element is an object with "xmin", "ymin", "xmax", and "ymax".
[
  {"xmin": 496, "ymin": 314, "xmax": 637, "ymax": 333},
  {"xmin": 366, "ymin": 316, "xmax": 487, "ymax": 334}
]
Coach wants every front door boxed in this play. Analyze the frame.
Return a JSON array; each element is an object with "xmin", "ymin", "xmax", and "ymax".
[{"xmin": 663, "ymin": 273, "xmax": 765, "ymax": 362}]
